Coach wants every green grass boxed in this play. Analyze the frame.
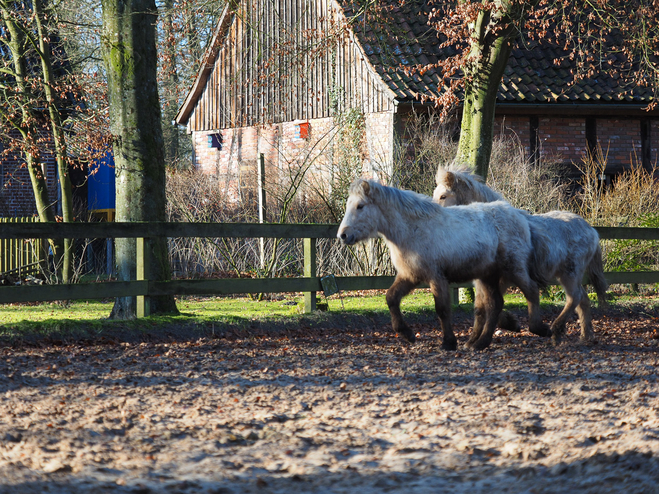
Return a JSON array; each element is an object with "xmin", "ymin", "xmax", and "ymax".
[
  {"xmin": 0, "ymin": 290, "xmax": 443, "ymax": 338},
  {"xmin": 0, "ymin": 290, "xmax": 436, "ymax": 327},
  {"xmin": 0, "ymin": 289, "xmax": 570, "ymax": 327},
  {"xmin": 0, "ymin": 288, "xmax": 652, "ymax": 343}
]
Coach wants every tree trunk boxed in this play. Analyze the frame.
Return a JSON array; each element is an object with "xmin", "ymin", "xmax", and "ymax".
[
  {"xmin": 0, "ymin": 2, "xmax": 64, "ymax": 277},
  {"xmin": 162, "ymin": 0, "xmax": 180, "ymax": 165},
  {"xmin": 456, "ymin": 2, "xmax": 520, "ymax": 179},
  {"xmin": 101, "ymin": 0, "xmax": 178, "ymax": 318},
  {"xmin": 33, "ymin": 0, "xmax": 73, "ymax": 283}
]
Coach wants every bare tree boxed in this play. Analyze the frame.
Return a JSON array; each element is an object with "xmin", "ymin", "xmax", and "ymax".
[{"xmin": 0, "ymin": 0, "xmax": 76, "ymax": 282}]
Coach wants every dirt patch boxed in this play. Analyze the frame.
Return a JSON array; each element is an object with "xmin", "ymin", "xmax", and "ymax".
[{"xmin": 1, "ymin": 303, "xmax": 659, "ymax": 493}]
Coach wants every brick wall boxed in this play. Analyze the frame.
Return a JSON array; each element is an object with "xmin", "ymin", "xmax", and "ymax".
[
  {"xmin": 537, "ymin": 117, "xmax": 587, "ymax": 164},
  {"xmin": 597, "ymin": 118, "xmax": 642, "ymax": 173},
  {"xmin": 495, "ymin": 114, "xmax": 655, "ymax": 174},
  {"xmin": 191, "ymin": 110, "xmax": 655, "ymax": 203},
  {"xmin": 495, "ymin": 116, "xmax": 531, "ymax": 157},
  {"xmin": 0, "ymin": 139, "xmax": 58, "ymax": 217}
]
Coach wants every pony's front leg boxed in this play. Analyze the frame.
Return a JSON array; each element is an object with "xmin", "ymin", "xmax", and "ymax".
[
  {"xmin": 429, "ymin": 279, "xmax": 457, "ymax": 351},
  {"xmin": 467, "ymin": 279, "xmax": 504, "ymax": 351},
  {"xmin": 386, "ymin": 276, "xmax": 418, "ymax": 343}
]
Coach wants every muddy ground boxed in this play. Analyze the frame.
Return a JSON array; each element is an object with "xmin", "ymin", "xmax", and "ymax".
[{"xmin": 1, "ymin": 300, "xmax": 659, "ymax": 493}]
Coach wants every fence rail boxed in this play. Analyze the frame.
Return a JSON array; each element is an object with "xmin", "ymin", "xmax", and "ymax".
[{"xmin": 1, "ymin": 222, "xmax": 658, "ymax": 315}]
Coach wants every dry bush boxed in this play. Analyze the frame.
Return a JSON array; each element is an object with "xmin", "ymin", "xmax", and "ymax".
[
  {"xmin": 166, "ymin": 169, "xmax": 261, "ymax": 279},
  {"xmin": 165, "ymin": 118, "xmax": 659, "ymax": 285},
  {"xmin": 569, "ymin": 151, "xmax": 659, "ymax": 274},
  {"xmin": 392, "ymin": 113, "xmax": 569, "ymax": 213},
  {"xmin": 487, "ymin": 135, "xmax": 569, "ymax": 213},
  {"xmin": 391, "ymin": 111, "xmax": 459, "ymax": 197},
  {"xmin": 571, "ymin": 150, "xmax": 659, "ymax": 227},
  {"xmin": 164, "ymin": 159, "xmax": 394, "ymax": 284}
]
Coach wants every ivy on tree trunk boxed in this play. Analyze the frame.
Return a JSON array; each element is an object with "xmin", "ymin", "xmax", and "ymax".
[
  {"xmin": 101, "ymin": 0, "xmax": 178, "ymax": 318},
  {"xmin": 456, "ymin": 2, "xmax": 520, "ymax": 179}
]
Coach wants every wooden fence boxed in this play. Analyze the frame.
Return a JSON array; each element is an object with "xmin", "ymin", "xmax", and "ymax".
[
  {"xmin": 0, "ymin": 217, "xmax": 46, "ymax": 280},
  {"xmin": 1, "ymin": 221, "xmax": 659, "ymax": 316}
]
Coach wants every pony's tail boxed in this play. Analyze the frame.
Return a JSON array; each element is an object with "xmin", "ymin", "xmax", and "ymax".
[{"xmin": 587, "ymin": 245, "xmax": 608, "ymax": 307}]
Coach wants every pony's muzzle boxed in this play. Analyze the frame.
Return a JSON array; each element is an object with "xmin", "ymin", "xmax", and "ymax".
[{"xmin": 338, "ymin": 231, "xmax": 356, "ymax": 246}]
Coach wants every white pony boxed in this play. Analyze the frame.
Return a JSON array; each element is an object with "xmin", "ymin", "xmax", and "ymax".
[
  {"xmin": 434, "ymin": 166, "xmax": 608, "ymax": 345},
  {"xmin": 338, "ymin": 178, "xmax": 546, "ymax": 351}
]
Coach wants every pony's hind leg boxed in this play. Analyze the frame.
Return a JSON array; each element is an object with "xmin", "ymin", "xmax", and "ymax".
[
  {"xmin": 386, "ymin": 276, "xmax": 418, "ymax": 343},
  {"xmin": 466, "ymin": 283, "xmax": 487, "ymax": 347},
  {"xmin": 467, "ymin": 279, "xmax": 504, "ymax": 351},
  {"xmin": 576, "ymin": 287, "xmax": 595, "ymax": 343},
  {"xmin": 550, "ymin": 278, "xmax": 583, "ymax": 346},
  {"xmin": 429, "ymin": 278, "xmax": 456, "ymax": 350}
]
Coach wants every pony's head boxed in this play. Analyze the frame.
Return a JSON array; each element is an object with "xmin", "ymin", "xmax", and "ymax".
[
  {"xmin": 337, "ymin": 179, "xmax": 381, "ymax": 246},
  {"xmin": 433, "ymin": 166, "xmax": 503, "ymax": 206},
  {"xmin": 433, "ymin": 167, "xmax": 467, "ymax": 206}
]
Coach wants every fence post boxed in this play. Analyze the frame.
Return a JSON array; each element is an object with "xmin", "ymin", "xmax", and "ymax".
[
  {"xmin": 136, "ymin": 237, "xmax": 151, "ymax": 318},
  {"xmin": 304, "ymin": 237, "xmax": 316, "ymax": 313},
  {"xmin": 258, "ymin": 153, "xmax": 267, "ymax": 269},
  {"xmin": 450, "ymin": 287, "xmax": 460, "ymax": 306}
]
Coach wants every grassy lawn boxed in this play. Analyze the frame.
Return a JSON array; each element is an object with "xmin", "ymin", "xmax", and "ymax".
[
  {"xmin": 0, "ymin": 287, "xmax": 651, "ymax": 342},
  {"xmin": 0, "ymin": 290, "xmax": 440, "ymax": 327}
]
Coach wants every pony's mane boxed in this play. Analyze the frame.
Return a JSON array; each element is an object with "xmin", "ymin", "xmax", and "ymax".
[
  {"xmin": 435, "ymin": 165, "xmax": 504, "ymax": 203},
  {"xmin": 350, "ymin": 179, "xmax": 440, "ymax": 219}
]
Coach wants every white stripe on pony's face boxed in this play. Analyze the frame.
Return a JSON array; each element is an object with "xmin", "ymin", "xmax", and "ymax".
[
  {"xmin": 337, "ymin": 182, "xmax": 379, "ymax": 246},
  {"xmin": 432, "ymin": 182, "xmax": 458, "ymax": 206}
]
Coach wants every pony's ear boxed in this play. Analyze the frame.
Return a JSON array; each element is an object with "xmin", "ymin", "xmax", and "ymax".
[
  {"xmin": 435, "ymin": 167, "xmax": 445, "ymax": 185},
  {"xmin": 360, "ymin": 180, "xmax": 371, "ymax": 196},
  {"xmin": 445, "ymin": 171, "xmax": 455, "ymax": 189}
]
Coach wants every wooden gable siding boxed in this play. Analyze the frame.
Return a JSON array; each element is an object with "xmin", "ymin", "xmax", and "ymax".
[{"xmin": 186, "ymin": 0, "xmax": 396, "ymax": 133}]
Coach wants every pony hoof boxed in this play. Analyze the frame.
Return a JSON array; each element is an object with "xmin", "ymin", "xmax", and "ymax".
[
  {"xmin": 498, "ymin": 311, "xmax": 521, "ymax": 332},
  {"xmin": 531, "ymin": 324, "xmax": 551, "ymax": 338},
  {"xmin": 580, "ymin": 336, "xmax": 596, "ymax": 346},
  {"xmin": 469, "ymin": 340, "xmax": 491, "ymax": 351},
  {"xmin": 551, "ymin": 335, "xmax": 563, "ymax": 347},
  {"xmin": 398, "ymin": 329, "xmax": 416, "ymax": 343},
  {"xmin": 442, "ymin": 340, "xmax": 457, "ymax": 351}
]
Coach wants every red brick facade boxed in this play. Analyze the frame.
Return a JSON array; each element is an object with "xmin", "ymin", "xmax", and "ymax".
[
  {"xmin": 0, "ymin": 139, "xmax": 58, "ymax": 217},
  {"xmin": 495, "ymin": 115, "xmax": 656, "ymax": 175}
]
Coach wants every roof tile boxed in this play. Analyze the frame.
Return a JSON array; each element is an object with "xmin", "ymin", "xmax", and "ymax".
[{"xmin": 340, "ymin": 0, "xmax": 654, "ymax": 106}]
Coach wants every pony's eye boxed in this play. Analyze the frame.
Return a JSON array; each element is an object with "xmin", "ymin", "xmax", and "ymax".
[
  {"xmin": 356, "ymin": 204, "xmax": 365, "ymax": 210},
  {"xmin": 440, "ymin": 194, "xmax": 447, "ymax": 200}
]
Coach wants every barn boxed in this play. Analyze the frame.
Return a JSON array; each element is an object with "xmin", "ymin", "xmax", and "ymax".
[{"xmin": 175, "ymin": 0, "xmax": 659, "ymax": 206}]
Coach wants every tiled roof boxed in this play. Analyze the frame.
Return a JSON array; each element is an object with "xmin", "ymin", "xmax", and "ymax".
[{"xmin": 339, "ymin": 0, "xmax": 655, "ymax": 106}]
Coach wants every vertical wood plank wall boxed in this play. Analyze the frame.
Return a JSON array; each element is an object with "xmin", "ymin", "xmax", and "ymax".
[
  {"xmin": 188, "ymin": 0, "xmax": 395, "ymax": 132},
  {"xmin": 0, "ymin": 217, "xmax": 45, "ymax": 277}
]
